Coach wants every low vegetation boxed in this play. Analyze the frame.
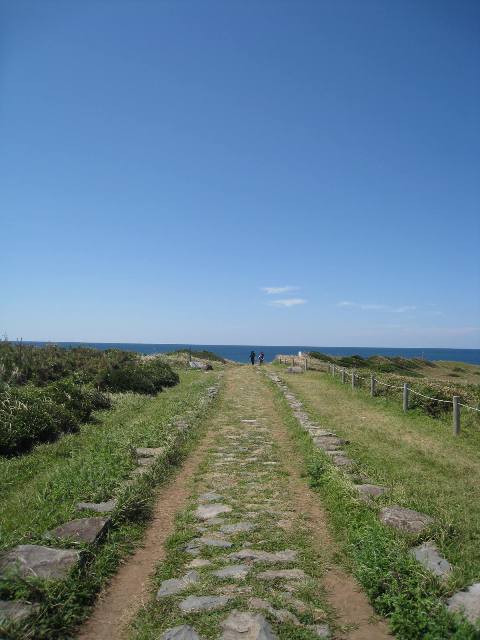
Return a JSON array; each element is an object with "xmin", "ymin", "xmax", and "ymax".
[
  {"xmin": 305, "ymin": 352, "xmax": 480, "ymax": 418},
  {"xmin": 0, "ymin": 369, "xmax": 220, "ymax": 639},
  {"xmin": 170, "ymin": 349, "xmax": 226, "ymax": 363},
  {"xmin": 0, "ymin": 342, "xmax": 179, "ymax": 454},
  {"xmin": 268, "ymin": 371, "xmax": 478, "ymax": 638}
]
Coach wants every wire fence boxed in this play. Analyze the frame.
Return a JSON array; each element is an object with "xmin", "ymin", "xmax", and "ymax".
[{"xmin": 277, "ymin": 355, "xmax": 480, "ymax": 435}]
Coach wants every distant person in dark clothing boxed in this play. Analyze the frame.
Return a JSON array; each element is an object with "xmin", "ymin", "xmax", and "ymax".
[
  {"xmin": 249, "ymin": 351, "xmax": 256, "ymax": 365},
  {"xmin": 258, "ymin": 351, "xmax": 265, "ymax": 365}
]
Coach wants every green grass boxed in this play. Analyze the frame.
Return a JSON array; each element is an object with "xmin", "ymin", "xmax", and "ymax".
[
  {"xmin": 266, "ymin": 367, "xmax": 480, "ymax": 638},
  {"xmin": 0, "ymin": 369, "xmax": 221, "ymax": 639}
]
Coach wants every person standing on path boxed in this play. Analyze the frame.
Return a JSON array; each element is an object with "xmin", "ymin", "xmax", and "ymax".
[
  {"xmin": 258, "ymin": 351, "xmax": 265, "ymax": 365},
  {"xmin": 249, "ymin": 351, "xmax": 256, "ymax": 365}
]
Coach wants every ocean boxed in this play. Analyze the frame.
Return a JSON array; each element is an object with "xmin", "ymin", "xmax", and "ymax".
[{"xmin": 25, "ymin": 342, "xmax": 480, "ymax": 365}]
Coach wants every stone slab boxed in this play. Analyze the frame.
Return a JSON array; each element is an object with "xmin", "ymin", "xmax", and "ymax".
[
  {"xmin": 256, "ymin": 569, "xmax": 307, "ymax": 581},
  {"xmin": 137, "ymin": 457, "xmax": 155, "ymax": 466},
  {"xmin": 220, "ymin": 522, "xmax": 256, "ymax": 535},
  {"xmin": 197, "ymin": 536, "xmax": 232, "ymax": 548},
  {"xmin": 196, "ymin": 504, "xmax": 232, "ymax": 520},
  {"xmin": 213, "ymin": 564, "xmax": 250, "ymax": 579},
  {"xmin": 161, "ymin": 625, "xmax": 200, "ymax": 640},
  {"xmin": 0, "ymin": 600, "xmax": 40, "ymax": 623},
  {"xmin": 76, "ymin": 499, "xmax": 117, "ymax": 514},
  {"xmin": 220, "ymin": 610, "xmax": 277, "ymax": 640},
  {"xmin": 44, "ymin": 517, "xmax": 110, "ymax": 544},
  {"xmin": 0, "ymin": 545, "xmax": 80, "ymax": 580},
  {"xmin": 135, "ymin": 447, "xmax": 165, "ymax": 458},
  {"xmin": 179, "ymin": 595, "xmax": 230, "ymax": 613},
  {"xmin": 228, "ymin": 549, "xmax": 297, "ymax": 564},
  {"xmin": 157, "ymin": 570, "xmax": 200, "ymax": 598},
  {"xmin": 410, "ymin": 542, "xmax": 452, "ymax": 579},
  {"xmin": 447, "ymin": 582, "xmax": 480, "ymax": 624},
  {"xmin": 379, "ymin": 506, "xmax": 433, "ymax": 534},
  {"xmin": 355, "ymin": 484, "xmax": 386, "ymax": 498}
]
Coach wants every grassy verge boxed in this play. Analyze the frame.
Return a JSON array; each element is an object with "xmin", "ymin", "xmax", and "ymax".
[
  {"xmin": 265, "ymin": 369, "xmax": 477, "ymax": 639},
  {"xmin": 0, "ymin": 369, "xmax": 221, "ymax": 639}
]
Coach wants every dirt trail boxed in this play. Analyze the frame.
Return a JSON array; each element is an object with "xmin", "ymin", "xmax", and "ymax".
[
  {"xmin": 78, "ymin": 424, "xmax": 219, "ymax": 640},
  {"xmin": 78, "ymin": 366, "xmax": 390, "ymax": 639}
]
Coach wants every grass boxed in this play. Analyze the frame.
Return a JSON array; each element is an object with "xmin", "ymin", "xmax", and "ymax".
[
  {"xmin": 265, "ymin": 369, "xmax": 477, "ymax": 639},
  {"xmin": 0, "ymin": 369, "xmax": 221, "ymax": 639}
]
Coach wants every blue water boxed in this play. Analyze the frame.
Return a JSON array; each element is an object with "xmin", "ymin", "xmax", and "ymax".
[{"xmin": 25, "ymin": 342, "xmax": 480, "ymax": 365}]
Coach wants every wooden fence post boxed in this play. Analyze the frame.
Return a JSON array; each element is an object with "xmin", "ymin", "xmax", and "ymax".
[
  {"xmin": 332, "ymin": 364, "xmax": 335, "ymax": 376},
  {"xmin": 370, "ymin": 375, "xmax": 376, "ymax": 397},
  {"xmin": 351, "ymin": 371, "xmax": 355, "ymax": 389},
  {"xmin": 403, "ymin": 383, "xmax": 409, "ymax": 412},
  {"xmin": 341, "ymin": 368, "xmax": 346, "ymax": 384},
  {"xmin": 304, "ymin": 358, "xmax": 308, "ymax": 371},
  {"xmin": 453, "ymin": 396, "xmax": 461, "ymax": 436}
]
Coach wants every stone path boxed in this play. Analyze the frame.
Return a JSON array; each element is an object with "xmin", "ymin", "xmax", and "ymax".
[{"xmin": 132, "ymin": 367, "xmax": 390, "ymax": 640}]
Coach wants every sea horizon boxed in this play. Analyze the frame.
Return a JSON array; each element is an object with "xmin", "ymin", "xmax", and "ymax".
[{"xmin": 21, "ymin": 341, "xmax": 480, "ymax": 365}]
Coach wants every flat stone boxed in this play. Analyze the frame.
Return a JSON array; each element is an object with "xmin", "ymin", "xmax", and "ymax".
[
  {"xmin": 213, "ymin": 564, "xmax": 250, "ymax": 579},
  {"xmin": 220, "ymin": 522, "xmax": 256, "ymax": 535},
  {"xmin": 186, "ymin": 558, "xmax": 212, "ymax": 568},
  {"xmin": 241, "ymin": 420, "xmax": 257, "ymax": 423},
  {"xmin": 179, "ymin": 594, "xmax": 229, "ymax": 613},
  {"xmin": 287, "ymin": 366, "xmax": 304, "ymax": 373},
  {"xmin": 447, "ymin": 582, "xmax": 480, "ymax": 624},
  {"xmin": 197, "ymin": 536, "xmax": 232, "ymax": 548},
  {"xmin": 156, "ymin": 570, "xmax": 200, "ymax": 598},
  {"xmin": 257, "ymin": 569, "xmax": 307, "ymax": 581},
  {"xmin": 228, "ymin": 549, "xmax": 297, "ymax": 564},
  {"xmin": 196, "ymin": 504, "xmax": 232, "ymax": 521},
  {"xmin": 44, "ymin": 517, "xmax": 110, "ymax": 544},
  {"xmin": 161, "ymin": 625, "xmax": 200, "ymax": 640},
  {"xmin": 0, "ymin": 545, "xmax": 80, "ymax": 580},
  {"xmin": 76, "ymin": 499, "xmax": 117, "ymax": 514},
  {"xmin": 135, "ymin": 447, "xmax": 164, "ymax": 458},
  {"xmin": 137, "ymin": 457, "xmax": 155, "ymax": 466},
  {"xmin": 198, "ymin": 492, "xmax": 223, "ymax": 502},
  {"xmin": 379, "ymin": 506, "xmax": 433, "ymax": 534},
  {"xmin": 355, "ymin": 484, "xmax": 386, "ymax": 498},
  {"xmin": 0, "ymin": 600, "xmax": 40, "ymax": 623},
  {"xmin": 410, "ymin": 542, "xmax": 452, "ymax": 579},
  {"xmin": 221, "ymin": 610, "xmax": 277, "ymax": 640}
]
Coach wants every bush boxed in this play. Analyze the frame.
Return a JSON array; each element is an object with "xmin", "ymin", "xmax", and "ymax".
[
  {"xmin": 46, "ymin": 378, "xmax": 112, "ymax": 422},
  {"xmin": 0, "ymin": 380, "xmax": 112, "ymax": 455},
  {"xmin": 0, "ymin": 386, "xmax": 78, "ymax": 454},
  {"xmin": 99, "ymin": 359, "xmax": 179, "ymax": 395},
  {"xmin": 308, "ymin": 351, "xmax": 334, "ymax": 362}
]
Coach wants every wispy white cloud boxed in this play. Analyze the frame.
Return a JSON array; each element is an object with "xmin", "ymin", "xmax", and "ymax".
[
  {"xmin": 262, "ymin": 286, "xmax": 298, "ymax": 295},
  {"xmin": 338, "ymin": 301, "xmax": 416, "ymax": 313},
  {"xmin": 270, "ymin": 298, "xmax": 307, "ymax": 307}
]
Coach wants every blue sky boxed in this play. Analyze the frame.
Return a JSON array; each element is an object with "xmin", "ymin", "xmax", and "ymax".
[{"xmin": 1, "ymin": 0, "xmax": 479, "ymax": 348}]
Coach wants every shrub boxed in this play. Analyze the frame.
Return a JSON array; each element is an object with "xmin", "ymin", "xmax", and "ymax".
[
  {"xmin": 0, "ymin": 380, "xmax": 112, "ymax": 455},
  {"xmin": 308, "ymin": 351, "xmax": 334, "ymax": 362},
  {"xmin": 0, "ymin": 386, "xmax": 78, "ymax": 454},
  {"xmin": 46, "ymin": 378, "xmax": 112, "ymax": 422},
  {"xmin": 98, "ymin": 359, "xmax": 179, "ymax": 395}
]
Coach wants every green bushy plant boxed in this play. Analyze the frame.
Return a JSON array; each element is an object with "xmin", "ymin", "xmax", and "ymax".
[{"xmin": 0, "ymin": 386, "xmax": 78, "ymax": 454}]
